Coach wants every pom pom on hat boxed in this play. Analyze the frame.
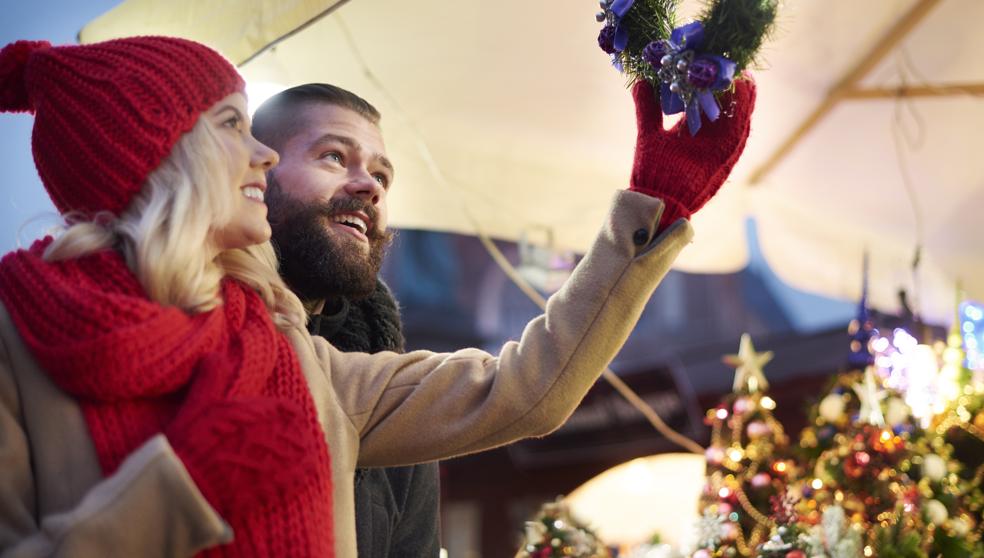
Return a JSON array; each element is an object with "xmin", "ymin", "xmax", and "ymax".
[{"xmin": 0, "ymin": 40, "xmax": 50, "ymax": 113}]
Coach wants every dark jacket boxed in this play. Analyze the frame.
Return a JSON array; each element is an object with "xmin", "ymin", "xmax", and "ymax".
[{"xmin": 309, "ymin": 280, "xmax": 441, "ymax": 558}]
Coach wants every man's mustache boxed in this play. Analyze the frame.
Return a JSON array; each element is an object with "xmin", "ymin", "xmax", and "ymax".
[{"xmin": 316, "ymin": 197, "xmax": 383, "ymax": 239}]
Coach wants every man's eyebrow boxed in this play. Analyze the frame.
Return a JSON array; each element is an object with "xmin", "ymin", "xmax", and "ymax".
[
  {"xmin": 311, "ymin": 133, "xmax": 394, "ymax": 173},
  {"xmin": 375, "ymin": 154, "xmax": 394, "ymax": 173},
  {"xmin": 310, "ymin": 133, "xmax": 356, "ymax": 150}
]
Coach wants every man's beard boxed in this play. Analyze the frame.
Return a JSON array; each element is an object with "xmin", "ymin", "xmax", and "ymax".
[{"xmin": 266, "ymin": 177, "xmax": 393, "ymax": 302}]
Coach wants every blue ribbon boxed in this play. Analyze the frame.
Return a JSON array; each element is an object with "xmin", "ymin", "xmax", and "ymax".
[
  {"xmin": 653, "ymin": 22, "xmax": 736, "ymax": 135},
  {"xmin": 610, "ymin": 0, "xmax": 635, "ymax": 52}
]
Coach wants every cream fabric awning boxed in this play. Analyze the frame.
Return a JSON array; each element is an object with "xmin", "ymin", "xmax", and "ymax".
[{"xmin": 81, "ymin": 0, "xmax": 984, "ymax": 324}]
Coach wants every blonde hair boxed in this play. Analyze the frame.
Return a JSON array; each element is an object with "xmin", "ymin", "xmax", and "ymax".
[{"xmin": 43, "ymin": 117, "xmax": 305, "ymax": 330}]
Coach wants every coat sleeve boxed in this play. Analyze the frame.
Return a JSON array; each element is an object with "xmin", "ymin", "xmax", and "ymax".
[
  {"xmin": 0, "ymin": 317, "xmax": 231, "ymax": 556},
  {"xmin": 309, "ymin": 191, "xmax": 694, "ymax": 467}
]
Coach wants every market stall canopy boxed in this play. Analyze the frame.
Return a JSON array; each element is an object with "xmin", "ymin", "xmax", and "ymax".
[{"xmin": 80, "ymin": 0, "xmax": 984, "ymax": 324}]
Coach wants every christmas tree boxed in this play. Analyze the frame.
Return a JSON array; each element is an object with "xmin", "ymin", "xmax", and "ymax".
[
  {"xmin": 691, "ymin": 283, "xmax": 984, "ymax": 557},
  {"xmin": 516, "ymin": 498, "xmax": 611, "ymax": 558},
  {"xmin": 692, "ymin": 334, "xmax": 802, "ymax": 557},
  {"xmin": 777, "ymin": 289, "xmax": 984, "ymax": 557}
]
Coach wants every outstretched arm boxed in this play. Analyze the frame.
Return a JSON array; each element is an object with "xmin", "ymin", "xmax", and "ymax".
[
  {"xmin": 309, "ymin": 191, "xmax": 692, "ymax": 466},
  {"xmin": 298, "ymin": 79, "xmax": 756, "ymax": 468}
]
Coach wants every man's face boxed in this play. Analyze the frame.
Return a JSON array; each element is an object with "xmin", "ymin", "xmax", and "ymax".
[{"xmin": 266, "ymin": 103, "xmax": 394, "ymax": 301}]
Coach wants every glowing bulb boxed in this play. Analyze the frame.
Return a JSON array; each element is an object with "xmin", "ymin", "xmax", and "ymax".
[
  {"xmin": 864, "ymin": 546, "xmax": 874, "ymax": 557},
  {"xmin": 872, "ymin": 337, "xmax": 890, "ymax": 353},
  {"xmin": 728, "ymin": 448, "xmax": 744, "ymax": 462},
  {"xmin": 760, "ymin": 396, "xmax": 776, "ymax": 410},
  {"xmin": 893, "ymin": 329, "xmax": 918, "ymax": 353},
  {"xmin": 716, "ymin": 408, "xmax": 729, "ymax": 420},
  {"xmin": 905, "ymin": 344, "xmax": 942, "ymax": 421},
  {"xmin": 880, "ymin": 430, "xmax": 892, "ymax": 442},
  {"xmin": 719, "ymin": 487, "xmax": 731, "ymax": 498},
  {"xmin": 773, "ymin": 461, "xmax": 787, "ymax": 473},
  {"xmin": 957, "ymin": 406, "xmax": 972, "ymax": 422},
  {"xmin": 966, "ymin": 305, "xmax": 984, "ymax": 321},
  {"xmin": 811, "ymin": 478, "xmax": 823, "ymax": 490}
]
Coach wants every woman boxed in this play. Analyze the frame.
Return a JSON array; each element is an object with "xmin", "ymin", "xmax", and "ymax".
[{"xmin": 0, "ymin": 37, "xmax": 753, "ymax": 557}]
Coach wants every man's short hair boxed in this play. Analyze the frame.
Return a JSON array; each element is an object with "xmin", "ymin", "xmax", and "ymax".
[{"xmin": 252, "ymin": 83, "xmax": 381, "ymax": 153}]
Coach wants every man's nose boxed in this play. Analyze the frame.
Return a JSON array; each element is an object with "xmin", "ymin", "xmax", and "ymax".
[{"xmin": 343, "ymin": 169, "xmax": 384, "ymax": 205}]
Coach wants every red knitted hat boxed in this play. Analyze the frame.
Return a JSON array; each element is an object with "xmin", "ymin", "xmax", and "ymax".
[{"xmin": 0, "ymin": 36, "xmax": 244, "ymax": 216}]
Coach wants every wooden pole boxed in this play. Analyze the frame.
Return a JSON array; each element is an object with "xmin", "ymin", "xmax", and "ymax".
[
  {"xmin": 842, "ymin": 82, "xmax": 984, "ymax": 99},
  {"xmin": 749, "ymin": 0, "xmax": 943, "ymax": 185}
]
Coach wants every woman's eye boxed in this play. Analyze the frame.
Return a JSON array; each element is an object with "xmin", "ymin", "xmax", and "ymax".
[{"xmin": 222, "ymin": 116, "xmax": 242, "ymax": 130}]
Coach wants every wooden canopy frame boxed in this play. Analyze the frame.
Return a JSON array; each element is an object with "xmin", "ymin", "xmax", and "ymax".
[{"xmin": 749, "ymin": 0, "xmax": 981, "ymax": 185}]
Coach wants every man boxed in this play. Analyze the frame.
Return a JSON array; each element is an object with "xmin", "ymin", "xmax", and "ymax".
[{"xmin": 252, "ymin": 84, "xmax": 441, "ymax": 557}]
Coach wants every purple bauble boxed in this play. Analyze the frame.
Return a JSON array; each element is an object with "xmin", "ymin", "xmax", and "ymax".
[
  {"xmin": 687, "ymin": 57, "xmax": 719, "ymax": 89},
  {"xmin": 642, "ymin": 41, "xmax": 668, "ymax": 68},
  {"xmin": 746, "ymin": 420, "xmax": 771, "ymax": 438},
  {"xmin": 598, "ymin": 24, "xmax": 617, "ymax": 54},
  {"xmin": 705, "ymin": 446, "xmax": 725, "ymax": 465},
  {"xmin": 751, "ymin": 472, "xmax": 771, "ymax": 488}
]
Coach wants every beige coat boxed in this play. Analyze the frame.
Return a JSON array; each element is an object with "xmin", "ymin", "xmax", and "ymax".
[{"xmin": 0, "ymin": 191, "xmax": 692, "ymax": 557}]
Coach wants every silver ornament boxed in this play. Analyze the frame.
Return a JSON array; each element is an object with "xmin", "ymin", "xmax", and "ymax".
[
  {"xmin": 676, "ymin": 59, "xmax": 689, "ymax": 71},
  {"xmin": 660, "ymin": 54, "xmax": 673, "ymax": 67},
  {"xmin": 669, "ymin": 81, "xmax": 682, "ymax": 93},
  {"xmin": 595, "ymin": 11, "xmax": 606, "ymax": 22}
]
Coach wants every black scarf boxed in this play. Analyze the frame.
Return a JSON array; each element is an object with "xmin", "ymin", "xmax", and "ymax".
[{"xmin": 308, "ymin": 278, "xmax": 405, "ymax": 354}]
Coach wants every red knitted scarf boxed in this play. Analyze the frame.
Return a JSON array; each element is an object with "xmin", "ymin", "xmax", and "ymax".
[{"xmin": 0, "ymin": 238, "xmax": 335, "ymax": 557}]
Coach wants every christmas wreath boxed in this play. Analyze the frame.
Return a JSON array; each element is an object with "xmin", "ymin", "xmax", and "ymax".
[{"xmin": 596, "ymin": 0, "xmax": 778, "ymax": 135}]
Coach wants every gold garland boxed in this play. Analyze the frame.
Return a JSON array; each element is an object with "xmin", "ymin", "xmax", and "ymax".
[
  {"xmin": 936, "ymin": 416, "xmax": 984, "ymax": 444},
  {"xmin": 735, "ymin": 484, "xmax": 774, "ymax": 529},
  {"xmin": 733, "ymin": 523, "xmax": 767, "ymax": 556}
]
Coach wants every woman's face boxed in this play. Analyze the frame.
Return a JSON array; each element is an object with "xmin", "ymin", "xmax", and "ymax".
[{"xmin": 206, "ymin": 92, "xmax": 279, "ymax": 252}]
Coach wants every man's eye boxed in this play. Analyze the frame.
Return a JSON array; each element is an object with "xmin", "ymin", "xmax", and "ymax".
[
  {"xmin": 373, "ymin": 173, "xmax": 388, "ymax": 186},
  {"xmin": 322, "ymin": 152, "xmax": 342, "ymax": 163}
]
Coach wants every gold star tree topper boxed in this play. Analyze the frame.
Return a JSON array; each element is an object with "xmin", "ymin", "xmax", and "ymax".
[
  {"xmin": 852, "ymin": 366, "xmax": 887, "ymax": 426},
  {"xmin": 723, "ymin": 334, "xmax": 774, "ymax": 394}
]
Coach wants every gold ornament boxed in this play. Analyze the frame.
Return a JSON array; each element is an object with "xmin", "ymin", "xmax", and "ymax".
[
  {"xmin": 723, "ymin": 334, "xmax": 774, "ymax": 394},
  {"xmin": 852, "ymin": 367, "xmax": 887, "ymax": 426}
]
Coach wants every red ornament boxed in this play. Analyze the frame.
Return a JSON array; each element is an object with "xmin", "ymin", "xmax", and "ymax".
[
  {"xmin": 869, "ymin": 428, "xmax": 902, "ymax": 453},
  {"xmin": 843, "ymin": 451, "xmax": 871, "ymax": 479},
  {"xmin": 786, "ymin": 551, "xmax": 807, "ymax": 558}
]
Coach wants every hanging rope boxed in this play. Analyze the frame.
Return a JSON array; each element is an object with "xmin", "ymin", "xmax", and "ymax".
[{"xmin": 890, "ymin": 51, "xmax": 929, "ymax": 324}]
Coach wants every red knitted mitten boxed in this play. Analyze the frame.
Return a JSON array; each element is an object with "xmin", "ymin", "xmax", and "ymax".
[
  {"xmin": 628, "ymin": 77, "xmax": 756, "ymax": 231},
  {"xmin": 167, "ymin": 356, "xmax": 321, "ymax": 519}
]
